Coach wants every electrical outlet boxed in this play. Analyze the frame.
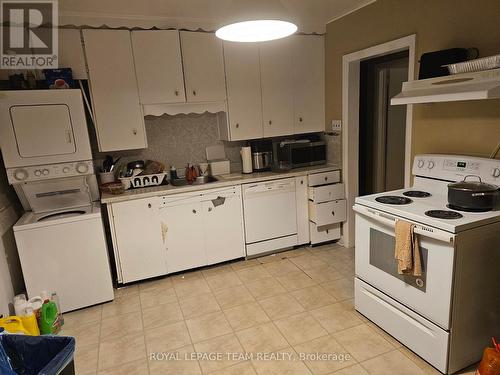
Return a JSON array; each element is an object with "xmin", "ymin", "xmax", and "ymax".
[{"xmin": 331, "ymin": 120, "xmax": 342, "ymax": 132}]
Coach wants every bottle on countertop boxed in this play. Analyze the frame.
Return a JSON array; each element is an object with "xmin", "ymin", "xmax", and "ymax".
[{"xmin": 169, "ymin": 165, "xmax": 178, "ymax": 181}]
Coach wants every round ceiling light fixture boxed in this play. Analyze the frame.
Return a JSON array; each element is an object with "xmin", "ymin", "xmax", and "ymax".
[{"xmin": 215, "ymin": 19, "xmax": 297, "ymax": 43}]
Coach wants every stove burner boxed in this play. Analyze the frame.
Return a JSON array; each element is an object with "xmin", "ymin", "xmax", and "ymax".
[
  {"xmin": 375, "ymin": 196, "xmax": 413, "ymax": 205},
  {"xmin": 447, "ymin": 204, "xmax": 491, "ymax": 213},
  {"xmin": 425, "ymin": 210, "xmax": 463, "ymax": 219},
  {"xmin": 403, "ymin": 190, "xmax": 431, "ymax": 198}
]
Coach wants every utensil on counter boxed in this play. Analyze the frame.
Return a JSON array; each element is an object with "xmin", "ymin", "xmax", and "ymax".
[{"xmin": 447, "ymin": 175, "xmax": 499, "ymax": 212}]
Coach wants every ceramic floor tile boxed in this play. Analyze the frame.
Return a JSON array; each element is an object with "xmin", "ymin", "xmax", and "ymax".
[
  {"xmin": 365, "ymin": 321, "xmax": 403, "ymax": 348},
  {"xmin": 102, "ymin": 294, "xmax": 141, "ymax": 319},
  {"xmin": 139, "ymin": 287, "xmax": 177, "ymax": 309},
  {"xmin": 64, "ymin": 305, "xmax": 102, "ymax": 329},
  {"xmin": 332, "ymin": 325, "xmax": 394, "ymax": 362},
  {"xmin": 251, "ymin": 347, "xmax": 313, "ymax": 375},
  {"xmin": 258, "ymin": 293, "xmax": 305, "ymax": 320},
  {"xmin": 303, "ymin": 265, "xmax": 344, "ymax": 283},
  {"xmin": 98, "ymin": 333, "xmax": 147, "ymax": 370},
  {"xmin": 274, "ymin": 312, "xmax": 328, "ymax": 346},
  {"xmin": 258, "ymin": 252, "xmax": 288, "ymax": 264},
  {"xmin": 145, "ymin": 320, "xmax": 192, "ymax": 352},
  {"xmin": 245, "ymin": 277, "xmax": 287, "ymax": 300},
  {"xmin": 280, "ymin": 247, "xmax": 313, "ymax": 258},
  {"xmin": 74, "ymin": 344, "xmax": 99, "ymax": 375},
  {"xmin": 142, "ymin": 301, "xmax": 184, "ymax": 330},
  {"xmin": 262, "ymin": 259, "xmax": 300, "ymax": 277},
  {"xmin": 61, "ymin": 321, "xmax": 100, "ymax": 348},
  {"xmin": 179, "ymin": 292, "xmax": 221, "ymax": 319},
  {"xmin": 138, "ymin": 277, "xmax": 173, "ymax": 292},
  {"xmin": 149, "ymin": 344, "xmax": 202, "ymax": 375},
  {"xmin": 321, "ymin": 278, "xmax": 354, "ymax": 301},
  {"xmin": 202, "ymin": 263, "xmax": 235, "ymax": 278},
  {"xmin": 360, "ymin": 350, "xmax": 427, "ymax": 375},
  {"xmin": 235, "ymin": 265, "xmax": 272, "ymax": 283},
  {"xmin": 332, "ymin": 364, "xmax": 370, "ymax": 375},
  {"xmin": 223, "ymin": 301, "xmax": 270, "ymax": 331},
  {"xmin": 235, "ymin": 322, "xmax": 289, "ymax": 353},
  {"xmin": 310, "ymin": 303, "xmax": 364, "ymax": 333},
  {"xmin": 97, "ymin": 359, "xmax": 149, "ymax": 375},
  {"xmin": 194, "ymin": 333, "xmax": 244, "ymax": 373},
  {"xmin": 174, "ymin": 277, "xmax": 211, "ymax": 300},
  {"xmin": 100, "ymin": 311, "xmax": 143, "ymax": 342},
  {"xmin": 294, "ymin": 335, "xmax": 356, "ymax": 374},
  {"xmin": 276, "ymin": 270, "xmax": 317, "ymax": 291},
  {"xmin": 206, "ymin": 271, "xmax": 243, "ymax": 291},
  {"xmin": 214, "ymin": 285, "xmax": 256, "ymax": 309},
  {"xmin": 289, "ymin": 254, "xmax": 328, "ymax": 270},
  {"xmin": 290, "ymin": 285, "xmax": 337, "ymax": 310},
  {"xmin": 114, "ymin": 284, "xmax": 139, "ymax": 299},
  {"xmin": 230, "ymin": 258, "xmax": 262, "ymax": 271},
  {"xmin": 185, "ymin": 311, "xmax": 233, "ymax": 343},
  {"xmin": 398, "ymin": 347, "xmax": 442, "ymax": 375},
  {"xmin": 210, "ymin": 361, "xmax": 257, "ymax": 375},
  {"xmin": 171, "ymin": 270, "xmax": 205, "ymax": 283}
]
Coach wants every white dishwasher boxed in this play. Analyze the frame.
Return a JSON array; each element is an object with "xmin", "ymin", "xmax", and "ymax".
[{"xmin": 242, "ymin": 178, "xmax": 298, "ymax": 256}]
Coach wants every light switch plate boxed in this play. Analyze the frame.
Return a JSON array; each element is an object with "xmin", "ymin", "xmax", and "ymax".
[{"xmin": 331, "ymin": 120, "xmax": 342, "ymax": 132}]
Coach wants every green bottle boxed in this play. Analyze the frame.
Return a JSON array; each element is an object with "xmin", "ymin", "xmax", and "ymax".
[{"xmin": 40, "ymin": 300, "xmax": 59, "ymax": 335}]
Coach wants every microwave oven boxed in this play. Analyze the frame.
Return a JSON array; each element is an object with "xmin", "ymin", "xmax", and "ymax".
[{"xmin": 273, "ymin": 140, "xmax": 327, "ymax": 170}]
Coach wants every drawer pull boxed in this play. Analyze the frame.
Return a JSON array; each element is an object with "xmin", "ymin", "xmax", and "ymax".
[
  {"xmin": 331, "ymin": 211, "xmax": 335, "ymax": 216},
  {"xmin": 148, "ymin": 203, "xmax": 152, "ymax": 208},
  {"xmin": 324, "ymin": 177, "xmax": 328, "ymax": 181},
  {"xmin": 192, "ymin": 209, "xmax": 197, "ymax": 214}
]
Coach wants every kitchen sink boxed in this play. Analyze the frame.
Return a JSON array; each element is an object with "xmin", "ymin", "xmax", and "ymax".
[{"xmin": 170, "ymin": 176, "xmax": 218, "ymax": 186}]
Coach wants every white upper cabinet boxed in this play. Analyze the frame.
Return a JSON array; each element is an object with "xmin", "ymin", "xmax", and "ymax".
[
  {"xmin": 260, "ymin": 39, "xmax": 294, "ymax": 137},
  {"xmin": 131, "ymin": 30, "xmax": 185, "ymax": 104},
  {"xmin": 180, "ymin": 31, "xmax": 226, "ymax": 103},
  {"xmin": 223, "ymin": 42, "xmax": 263, "ymax": 141},
  {"xmin": 292, "ymin": 35, "xmax": 325, "ymax": 134},
  {"xmin": 83, "ymin": 29, "xmax": 147, "ymax": 152},
  {"xmin": 58, "ymin": 29, "xmax": 87, "ymax": 79}
]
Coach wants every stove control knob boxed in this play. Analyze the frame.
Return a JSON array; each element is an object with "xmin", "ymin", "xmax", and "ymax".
[
  {"xmin": 63, "ymin": 167, "xmax": 70, "ymax": 173},
  {"xmin": 34, "ymin": 169, "xmax": 42, "ymax": 177},
  {"xmin": 42, "ymin": 169, "xmax": 49, "ymax": 176},
  {"xmin": 427, "ymin": 161, "xmax": 435, "ymax": 169},
  {"xmin": 417, "ymin": 159, "xmax": 425, "ymax": 168},
  {"xmin": 14, "ymin": 169, "xmax": 28, "ymax": 181},
  {"xmin": 492, "ymin": 168, "xmax": 500, "ymax": 178},
  {"xmin": 76, "ymin": 163, "xmax": 89, "ymax": 174}
]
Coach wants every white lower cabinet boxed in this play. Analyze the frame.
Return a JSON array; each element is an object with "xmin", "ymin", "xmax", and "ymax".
[
  {"xmin": 110, "ymin": 197, "xmax": 167, "ymax": 283},
  {"xmin": 110, "ymin": 186, "xmax": 245, "ymax": 283},
  {"xmin": 295, "ymin": 176, "xmax": 310, "ymax": 245},
  {"xmin": 160, "ymin": 197, "xmax": 206, "ymax": 274}
]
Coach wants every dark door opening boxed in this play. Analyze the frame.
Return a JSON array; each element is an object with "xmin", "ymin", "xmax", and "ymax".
[{"xmin": 359, "ymin": 51, "xmax": 409, "ymax": 196}]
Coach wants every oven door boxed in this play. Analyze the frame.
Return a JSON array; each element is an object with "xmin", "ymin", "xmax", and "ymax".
[{"xmin": 354, "ymin": 204, "xmax": 455, "ymax": 329}]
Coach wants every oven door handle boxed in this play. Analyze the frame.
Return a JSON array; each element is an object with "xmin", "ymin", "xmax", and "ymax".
[{"xmin": 353, "ymin": 205, "xmax": 455, "ymax": 244}]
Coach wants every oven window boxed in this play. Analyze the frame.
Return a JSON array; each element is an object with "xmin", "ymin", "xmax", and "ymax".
[{"xmin": 369, "ymin": 229, "xmax": 428, "ymax": 292}]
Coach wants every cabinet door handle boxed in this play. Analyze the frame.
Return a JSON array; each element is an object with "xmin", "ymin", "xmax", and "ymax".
[
  {"xmin": 208, "ymin": 207, "xmax": 212, "ymax": 212},
  {"xmin": 132, "ymin": 128, "xmax": 138, "ymax": 135},
  {"xmin": 300, "ymin": 180, "xmax": 303, "ymax": 185},
  {"xmin": 299, "ymin": 117, "xmax": 303, "ymax": 122},
  {"xmin": 268, "ymin": 120, "xmax": 272, "ymax": 125},
  {"xmin": 331, "ymin": 211, "xmax": 335, "ymax": 216},
  {"xmin": 148, "ymin": 203, "xmax": 152, "ymax": 208},
  {"xmin": 193, "ymin": 90, "xmax": 197, "ymax": 96},
  {"xmin": 235, "ymin": 123, "xmax": 240, "ymax": 128},
  {"xmin": 192, "ymin": 209, "xmax": 197, "ymax": 214},
  {"xmin": 175, "ymin": 90, "xmax": 179, "ymax": 96}
]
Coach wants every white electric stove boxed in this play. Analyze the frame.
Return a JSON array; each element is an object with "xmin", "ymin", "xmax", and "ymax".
[{"xmin": 354, "ymin": 154, "xmax": 500, "ymax": 374}]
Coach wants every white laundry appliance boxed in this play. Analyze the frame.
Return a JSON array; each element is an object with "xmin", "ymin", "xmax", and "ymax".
[
  {"xmin": 354, "ymin": 154, "xmax": 500, "ymax": 374},
  {"xmin": 0, "ymin": 89, "xmax": 114, "ymax": 312}
]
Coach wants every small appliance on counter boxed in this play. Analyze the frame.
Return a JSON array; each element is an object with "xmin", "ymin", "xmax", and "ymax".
[
  {"xmin": 272, "ymin": 135, "xmax": 326, "ymax": 170},
  {"xmin": 250, "ymin": 140, "xmax": 273, "ymax": 172}
]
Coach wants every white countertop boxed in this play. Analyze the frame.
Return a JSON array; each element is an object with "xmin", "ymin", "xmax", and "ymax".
[{"xmin": 101, "ymin": 164, "xmax": 341, "ymax": 204}]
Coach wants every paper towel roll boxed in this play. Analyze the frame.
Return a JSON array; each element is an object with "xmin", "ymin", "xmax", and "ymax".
[{"xmin": 240, "ymin": 146, "xmax": 253, "ymax": 174}]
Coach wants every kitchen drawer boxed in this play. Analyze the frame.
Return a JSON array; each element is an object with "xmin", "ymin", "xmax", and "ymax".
[
  {"xmin": 310, "ymin": 222, "xmax": 340, "ymax": 245},
  {"xmin": 308, "ymin": 170, "xmax": 340, "ymax": 187},
  {"xmin": 308, "ymin": 199, "xmax": 346, "ymax": 226},
  {"xmin": 308, "ymin": 183, "xmax": 344, "ymax": 203}
]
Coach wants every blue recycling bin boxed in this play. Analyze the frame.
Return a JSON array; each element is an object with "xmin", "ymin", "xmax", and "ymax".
[{"xmin": 0, "ymin": 332, "xmax": 75, "ymax": 375}]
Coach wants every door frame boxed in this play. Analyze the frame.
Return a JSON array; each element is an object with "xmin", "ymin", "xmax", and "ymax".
[{"xmin": 341, "ymin": 34, "xmax": 416, "ymax": 248}]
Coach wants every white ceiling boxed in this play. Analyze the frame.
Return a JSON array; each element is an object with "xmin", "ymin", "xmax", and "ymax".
[{"xmin": 58, "ymin": 0, "xmax": 375, "ymax": 33}]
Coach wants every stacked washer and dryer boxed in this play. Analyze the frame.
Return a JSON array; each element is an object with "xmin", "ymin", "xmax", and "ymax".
[{"xmin": 0, "ymin": 89, "xmax": 114, "ymax": 313}]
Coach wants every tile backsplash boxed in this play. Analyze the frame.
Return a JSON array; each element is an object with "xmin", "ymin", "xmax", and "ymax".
[{"xmin": 92, "ymin": 112, "xmax": 245, "ymax": 176}]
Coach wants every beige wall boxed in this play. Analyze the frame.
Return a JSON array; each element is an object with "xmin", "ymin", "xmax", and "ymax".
[{"xmin": 325, "ymin": 0, "xmax": 500, "ymax": 160}]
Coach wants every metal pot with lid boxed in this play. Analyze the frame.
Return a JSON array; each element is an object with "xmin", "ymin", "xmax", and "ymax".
[{"xmin": 447, "ymin": 175, "xmax": 499, "ymax": 212}]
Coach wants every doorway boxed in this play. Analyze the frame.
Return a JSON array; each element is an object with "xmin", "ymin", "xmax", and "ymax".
[
  {"xmin": 359, "ymin": 51, "xmax": 409, "ymax": 196},
  {"xmin": 341, "ymin": 34, "xmax": 416, "ymax": 248}
]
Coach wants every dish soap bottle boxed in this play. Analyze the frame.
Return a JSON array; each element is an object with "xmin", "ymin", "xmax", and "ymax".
[{"xmin": 40, "ymin": 297, "xmax": 62, "ymax": 334}]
